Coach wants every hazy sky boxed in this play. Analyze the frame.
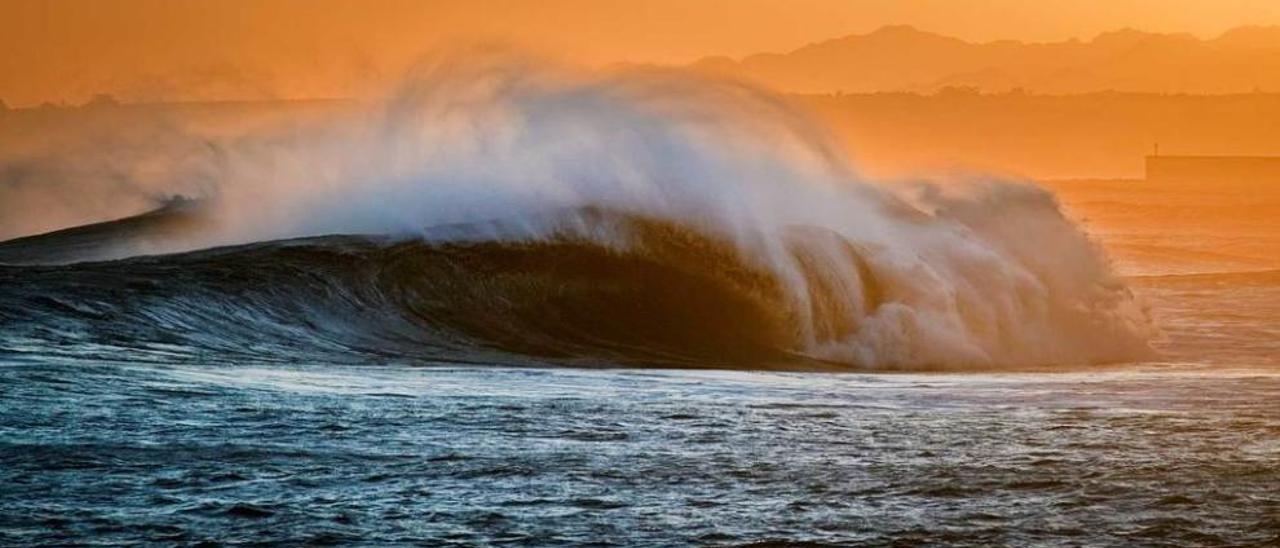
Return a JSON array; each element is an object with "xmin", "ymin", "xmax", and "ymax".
[{"xmin": 4, "ymin": 0, "xmax": 1279, "ymax": 105}]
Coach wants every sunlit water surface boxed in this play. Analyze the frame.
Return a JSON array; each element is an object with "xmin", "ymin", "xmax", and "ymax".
[
  {"xmin": 3, "ymin": 362, "xmax": 1279, "ymax": 546},
  {"xmin": 3, "ymin": 181, "xmax": 1279, "ymax": 546}
]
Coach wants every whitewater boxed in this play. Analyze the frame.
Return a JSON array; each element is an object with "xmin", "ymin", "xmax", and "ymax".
[{"xmin": 0, "ymin": 54, "xmax": 1152, "ymax": 370}]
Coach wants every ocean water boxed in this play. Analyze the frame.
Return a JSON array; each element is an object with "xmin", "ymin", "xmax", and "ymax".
[
  {"xmin": 3, "ymin": 174, "xmax": 1279, "ymax": 546},
  {"xmin": 3, "ymin": 64, "xmax": 1279, "ymax": 545},
  {"xmin": 4, "ymin": 363, "xmax": 1279, "ymax": 546},
  {"xmin": 2, "ymin": 199, "xmax": 1278, "ymax": 545}
]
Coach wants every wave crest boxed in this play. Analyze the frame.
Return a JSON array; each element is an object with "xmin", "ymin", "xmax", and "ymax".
[{"xmin": 0, "ymin": 53, "xmax": 1154, "ymax": 368}]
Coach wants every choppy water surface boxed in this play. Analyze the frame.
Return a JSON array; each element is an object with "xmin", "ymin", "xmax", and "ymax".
[{"xmin": 3, "ymin": 363, "xmax": 1278, "ymax": 546}]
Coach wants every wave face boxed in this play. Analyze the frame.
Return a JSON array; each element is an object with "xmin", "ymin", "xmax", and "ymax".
[
  {"xmin": 0, "ymin": 213, "xmax": 789, "ymax": 367},
  {"xmin": 0, "ymin": 54, "xmax": 1154, "ymax": 369}
]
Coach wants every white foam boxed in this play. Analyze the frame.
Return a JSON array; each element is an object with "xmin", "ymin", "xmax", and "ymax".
[{"xmin": 12, "ymin": 52, "xmax": 1160, "ymax": 368}]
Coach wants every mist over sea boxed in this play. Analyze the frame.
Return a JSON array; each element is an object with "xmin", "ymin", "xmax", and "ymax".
[{"xmin": 2, "ymin": 57, "xmax": 1278, "ymax": 545}]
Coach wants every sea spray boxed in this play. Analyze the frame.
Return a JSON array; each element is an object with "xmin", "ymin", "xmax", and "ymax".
[{"xmin": 0, "ymin": 52, "xmax": 1155, "ymax": 368}]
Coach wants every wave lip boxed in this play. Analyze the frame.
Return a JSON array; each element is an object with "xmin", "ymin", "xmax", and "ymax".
[{"xmin": 0, "ymin": 196, "xmax": 210, "ymax": 265}]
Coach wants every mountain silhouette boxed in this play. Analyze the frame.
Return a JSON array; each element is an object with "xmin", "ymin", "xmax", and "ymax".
[{"xmin": 692, "ymin": 25, "xmax": 1280, "ymax": 94}]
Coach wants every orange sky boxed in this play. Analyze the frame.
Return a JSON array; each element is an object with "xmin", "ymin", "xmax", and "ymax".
[{"xmin": 3, "ymin": 0, "xmax": 1279, "ymax": 106}]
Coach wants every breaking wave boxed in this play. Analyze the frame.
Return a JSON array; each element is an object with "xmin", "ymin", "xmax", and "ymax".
[{"xmin": 0, "ymin": 53, "xmax": 1154, "ymax": 369}]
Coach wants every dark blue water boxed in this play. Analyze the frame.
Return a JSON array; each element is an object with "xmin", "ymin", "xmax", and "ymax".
[
  {"xmin": 2, "ymin": 189, "xmax": 1278, "ymax": 546},
  {"xmin": 4, "ymin": 360, "xmax": 1278, "ymax": 546}
]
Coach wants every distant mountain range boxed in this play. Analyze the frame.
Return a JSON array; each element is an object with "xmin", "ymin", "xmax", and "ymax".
[{"xmin": 690, "ymin": 25, "xmax": 1280, "ymax": 94}]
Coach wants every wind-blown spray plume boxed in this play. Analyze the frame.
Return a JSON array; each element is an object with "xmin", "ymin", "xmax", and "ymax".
[{"xmin": 0, "ymin": 53, "xmax": 1154, "ymax": 369}]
